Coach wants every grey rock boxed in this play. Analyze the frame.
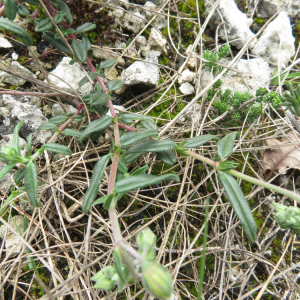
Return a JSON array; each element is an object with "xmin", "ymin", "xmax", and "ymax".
[
  {"xmin": 141, "ymin": 1, "xmax": 167, "ymax": 29},
  {"xmin": 249, "ymin": 0, "xmax": 300, "ymax": 23},
  {"xmin": 121, "ymin": 51, "xmax": 159, "ymax": 87},
  {"xmin": 1, "ymin": 102, "xmax": 51, "ymax": 144},
  {"xmin": 1, "ymin": 93, "xmax": 40, "ymax": 111},
  {"xmin": 147, "ymin": 28, "xmax": 167, "ymax": 55},
  {"xmin": 47, "ymin": 57, "xmax": 93, "ymax": 94},
  {"xmin": 0, "ymin": 61, "xmax": 37, "ymax": 85},
  {"xmin": 180, "ymin": 103, "xmax": 201, "ymax": 125},
  {"xmin": 179, "ymin": 82, "xmax": 195, "ymax": 95},
  {"xmin": 221, "ymin": 58, "xmax": 273, "ymax": 94},
  {"xmin": 178, "ymin": 69, "xmax": 196, "ymax": 85},
  {"xmin": 204, "ymin": 0, "xmax": 256, "ymax": 49},
  {"xmin": 252, "ymin": 11, "xmax": 295, "ymax": 67},
  {"xmin": 123, "ymin": 12, "xmax": 146, "ymax": 34}
]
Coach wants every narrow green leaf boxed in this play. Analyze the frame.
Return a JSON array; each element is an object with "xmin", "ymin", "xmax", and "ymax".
[
  {"xmin": 93, "ymin": 94, "xmax": 109, "ymax": 106},
  {"xmin": 0, "ymin": 162, "xmax": 16, "ymax": 180},
  {"xmin": 117, "ymin": 157, "xmax": 128, "ymax": 174},
  {"xmin": 27, "ymin": 133, "xmax": 32, "ymax": 156},
  {"xmin": 4, "ymin": 0, "xmax": 17, "ymax": 20},
  {"xmin": 184, "ymin": 134, "xmax": 219, "ymax": 148},
  {"xmin": 217, "ymin": 132, "xmax": 237, "ymax": 159},
  {"xmin": 100, "ymin": 59, "xmax": 117, "ymax": 69},
  {"xmin": 15, "ymin": 168, "xmax": 25, "ymax": 183},
  {"xmin": 82, "ymin": 155, "xmax": 110, "ymax": 213},
  {"xmin": 37, "ymin": 123, "xmax": 57, "ymax": 130},
  {"xmin": 131, "ymin": 165, "xmax": 148, "ymax": 175},
  {"xmin": 49, "ymin": 115, "xmax": 67, "ymax": 124},
  {"xmin": 82, "ymin": 34, "xmax": 91, "ymax": 51},
  {"xmin": 79, "ymin": 72, "xmax": 98, "ymax": 87},
  {"xmin": 43, "ymin": 31, "xmax": 72, "ymax": 55},
  {"xmin": 114, "ymin": 247, "xmax": 125, "ymax": 282},
  {"xmin": 42, "ymin": 143, "xmax": 72, "ymax": 156},
  {"xmin": 24, "ymin": 161, "xmax": 39, "ymax": 207},
  {"xmin": 12, "ymin": 121, "xmax": 24, "ymax": 155},
  {"xmin": 120, "ymin": 113, "xmax": 153, "ymax": 122},
  {"xmin": 124, "ymin": 152, "xmax": 144, "ymax": 163},
  {"xmin": 93, "ymin": 193, "xmax": 113, "ymax": 206},
  {"xmin": 120, "ymin": 129, "xmax": 157, "ymax": 147},
  {"xmin": 20, "ymin": 34, "xmax": 33, "ymax": 47},
  {"xmin": 57, "ymin": 0, "xmax": 73, "ymax": 24},
  {"xmin": 17, "ymin": 4, "xmax": 30, "ymax": 17},
  {"xmin": 78, "ymin": 116, "xmax": 112, "ymax": 142},
  {"xmin": 127, "ymin": 140, "xmax": 176, "ymax": 153},
  {"xmin": 72, "ymin": 40, "xmax": 87, "ymax": 62},
  {"xmin": 114, "ymin": 174, "xmax": 180, "ymax": 193},
  {"xmin": 218, "ymin": 172, "xmax": 257, "ymax": 243},
  {"xmin": 103, "ymin": 194, "xmax": 116, "ymax": 210},
  {"xmin": 107, "ymin": 79, "xmax": 124, "ymax": 92},
  {"xmin": 76, "ymin": 22, "xmax": 96, "ymax": 34},
  {"xmin": 0, "ymin": 18, "xmax": 32, "ymax": 46},
  {"xmin": 156, "ymin": 150, "xmax": 176, "ymax": 165},
  {"xmin": 35, "ymin": 18, "xmax": 54, "ymax": 32},
  {"xmin": 62, "ymin": 129, "xmax": 82, "ymax": 138},
  {"xmin": 140, "ymin": 120, "xmax": 157, "ymax": 131}
]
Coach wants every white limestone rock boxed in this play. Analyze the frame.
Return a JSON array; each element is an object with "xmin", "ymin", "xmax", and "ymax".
[
  {"xmin": 123, "ymin": 12, "xmax": 146, "ymax": 34},
  {"xmin": 2, "ymin": 102, "xmax": 52, "ymax": 144},
  {"xmin": 0, "ymin": 36, "xmax": 12, "ymax": 48},
  {"xmin": 221, "ymin": 58, "xmax": 273, "ymax": 94},
  {"xmin": 141, "ymin": 1, "xmax": 167, "ymax": 29},
  {"xmin": 179, "ymin": 82, "xmax": 195, "ymax": 95},
  {"xmin": 178, "ymin": 69, "xmax": 196, "ymax": 85},
  {"xmin": 252, "ymin": 11, "xmax": 295, "ymax": 67},
  {"xmin": 0, "ymin": 61, "xmax": 37, "ymax": 85},
  {"xmin": 147, "ymin": 28, "xmax": 167, "ymax": 55},
  {"xmin": 1, "ymin": 93, "xmax": 40, "ymax": 111},
  {"xmin": 204, "ymin": 0, "xmax": 256, "ymax": 49},
  {"xmin": 121, "ymin": 51, "xmax": 159, "ymax": 87},
  {"xmin": 47, "ymin": 57, "xmax": 93, "ymax": 94},
  {"xmin": 184, "ymin": 45, "xmax": 198, "ymax": 69}
]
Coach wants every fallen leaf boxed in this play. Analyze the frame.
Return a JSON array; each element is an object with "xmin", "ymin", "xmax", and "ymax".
[{"xmin": 262, "ymin": 132, "xmax": 300, "ymax": 174}]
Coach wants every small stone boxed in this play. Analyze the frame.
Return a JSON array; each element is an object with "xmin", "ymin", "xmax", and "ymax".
[
  {"xmin": 204, "ymin": 0, "xmax": 256, "ymax": 49},
  {"xmin": 123, "ymin": 12, "xmax": 146, "ymax": 34},
  {"xmin": 252, "ymin": 11, "xmax": 295, "ymax": 67},
  {"xmin": 121, "ymin": 51, "xmax": 159, "ymax": 87},
  {"xmin": 47, "ymin": 57, "xmax": 93, "ymax": 94},
  {"xmin": 0, "ymin": 36, "xmax": 12, "ymax": 48},
  {"xmin": 11, "ymin": 52, "xmax": 18, "ymax": 61},
  {"xmin": 147, "ymin": 28, "xmax": 167, "ymax": 55},
  {"xmin": 184, "ymin": 45, "xmax": 198, "ymax": 69},
  {"xmin": 0, "ymin": 61, "xmax": 37, "ymax": 85},
  {"xmin": 135, "ymin": 36, "xmax": 147, "ymax": 49},
  {"xmin": 105, "ymin": 67, "xmax": 118, "ymax": 80},
  {"xmin": 0, "ymin": 107, "xmax": 9, "ymax": 119},
  {"xmin": 178, "ymin": 69, "xmax": 196, "ymax": 85},
  {"xmin": 179, "ymin": 82, "xmax": 195, "ymax": 95},
  {"xmin": 43, "ymin": 104, "xmax": 52, "ymax": 116}
]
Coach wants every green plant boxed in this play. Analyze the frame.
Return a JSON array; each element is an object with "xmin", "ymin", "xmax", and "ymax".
[
  {"xmin": 1, "ymin": 0, "xmax": 300, "ymax": 298},
  {"xmin": 281, "ymin": 82, "xmax": 300, "ymax": 116},
  {"xmin": 203, "ymin": 44, "xmax": 230, "ymax": 74}
]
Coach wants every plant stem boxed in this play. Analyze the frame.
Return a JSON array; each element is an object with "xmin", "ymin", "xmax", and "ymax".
[{"xmin": 183, "ymin": 149, "xmax": 300, "ymax": 204}]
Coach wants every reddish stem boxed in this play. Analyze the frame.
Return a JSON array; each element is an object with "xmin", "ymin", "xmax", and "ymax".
[{"xmin": 58, "ymin": 105, "xmax": 83, "ymax": 131}]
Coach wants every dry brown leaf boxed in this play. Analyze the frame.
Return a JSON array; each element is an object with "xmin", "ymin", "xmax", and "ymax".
[{"xmin": 262, "ymin": 132, "xmax": 300, "ymax": 174}]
